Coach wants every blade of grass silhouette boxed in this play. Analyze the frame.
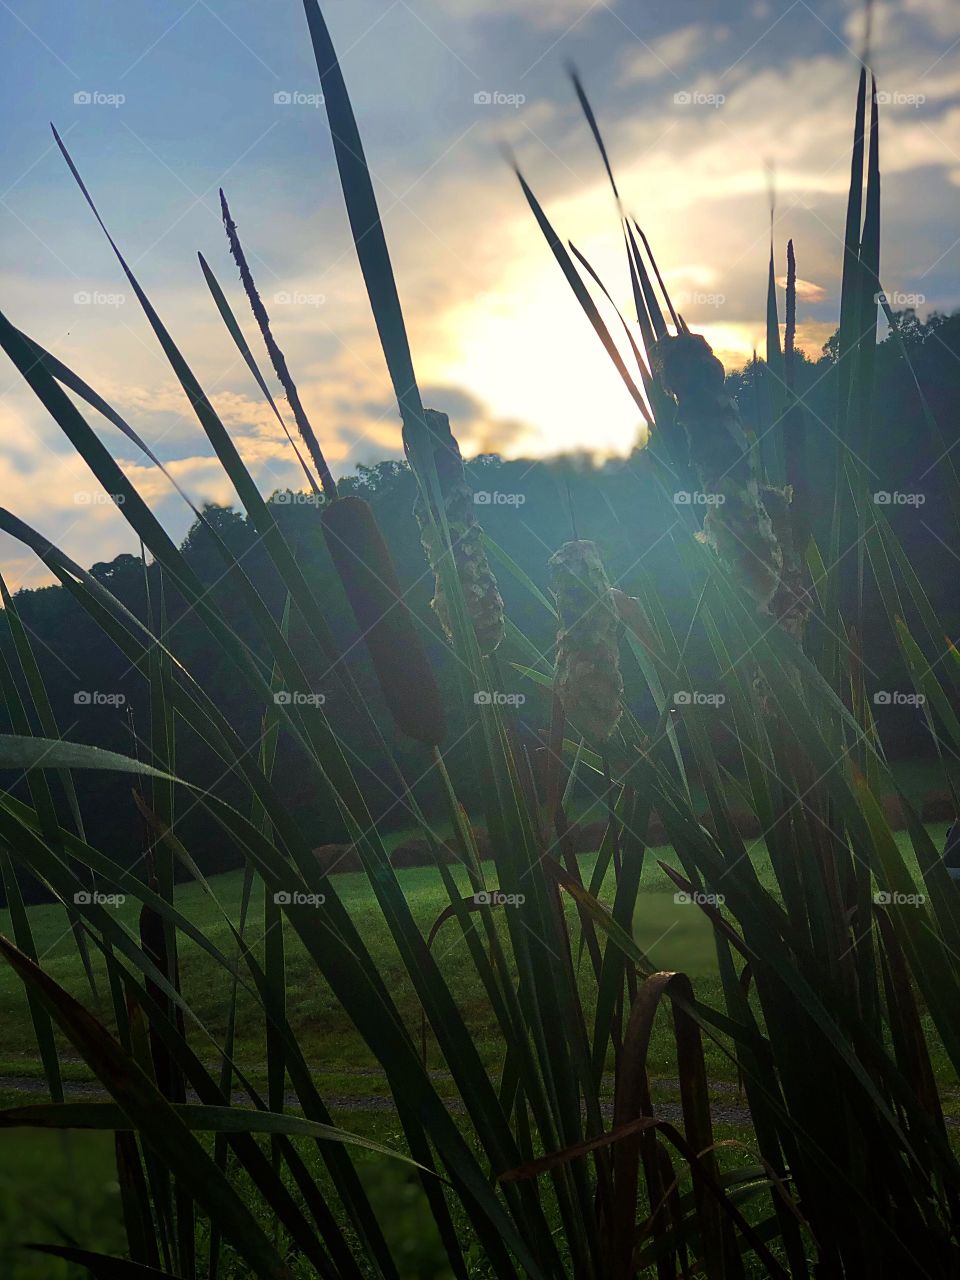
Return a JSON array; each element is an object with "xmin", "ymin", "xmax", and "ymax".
[
  {"xmin": 299, "ymin": 0, "xmax": 430, "ymax": 461},
  {"xmin": 567, "ymin": 65, "xmax": 620, "ymax": 204},
  {"xmin": 565, "ymin": 68, "xmax": 676, "ymax": 338},
  {"xmin": 568, "ymin": 240, "xmax": 654, "ymax": 404},
  {"xmin": 627, "ymin": 221, "xmax": 669, "ymax": 342},
  {"xmin": 783, "ymin": 239, "xmax": 811, "ymax": 558},
  {"xmin": 218, "ymin": 191, "xmax": 335, "ymax": 499},
  {"xmin": 635, "ymin": 224, "xmax": 679, "ymax": 332},
  {"xmin": 765, "ymin": 166, "xmax": 784, "ymax": 397},
  {"xmin": 511, "ymin": 157, "xmax": 650, "ymax": 422},
  {"xmin": 21, "ymin": 1245, "xmax": 177, "ymax": 1278},
  {"xmin": 856, "ymin": 75, "xmax": 881, "ymax": 467},
  {"xmin": 836, "ymin": 66, "xmax": 867, "ymax": 442}
]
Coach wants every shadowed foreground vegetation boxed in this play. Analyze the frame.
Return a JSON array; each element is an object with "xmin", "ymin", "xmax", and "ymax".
[{"xmin": 1, "ymin": 2, "xmax": 960, "ymax": 1277}]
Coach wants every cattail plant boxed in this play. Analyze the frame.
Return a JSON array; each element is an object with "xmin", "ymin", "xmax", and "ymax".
[
  {"xmin": 413, "ymin": 408, "xmax": 505, "ymax": 657},
  {"xmin": 215, "ymin": 192, "xmax": 447, "ymax": 744},
  {"xmin": 5, "ymin": 16, "xmax": 958, "ymax": 1278},
  {"xmin": 549, "ymin": 539, "xmax": 623, "ymax": 742},
  {"xmin": 651, "ymin": 331, "xmax": 786, "ymax": 614},
  {"xmin": 322, "ymin": 495, "xmax": 445, "ymax": 746}
]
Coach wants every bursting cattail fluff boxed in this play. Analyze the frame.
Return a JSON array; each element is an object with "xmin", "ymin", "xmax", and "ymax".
[
  {"xmin": 322, "ymin": 496, "xmax": 445, "ymax": 746},
  {"xmin": 549, "ymin": 540, "xmax": 623, "ymax": 743},
  {"xmin": 413, "ymin": 409, "xmax": 504, "ymax": 657},
  {"xmin": 651, "ymin": 333, "xmax": 784, "ymax": 613}
]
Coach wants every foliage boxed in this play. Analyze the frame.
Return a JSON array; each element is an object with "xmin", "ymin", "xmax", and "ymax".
[{"xmin": 0, "ymin": 4, "xmax": 958, "ymax": 1277}]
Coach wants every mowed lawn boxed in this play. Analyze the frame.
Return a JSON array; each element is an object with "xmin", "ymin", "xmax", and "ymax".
[
  {"xmin": 0, "ymin": 823, "xmax": 948, "ymax": 1084},
  {"xmin": 0, "ymin": 822, "xmax": 952, "ymax": 1277}
]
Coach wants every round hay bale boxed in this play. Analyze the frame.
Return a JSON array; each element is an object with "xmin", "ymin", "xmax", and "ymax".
[
  {"xmin": 921, "ymin": 790, "xmax": 955, "ymax": 824},
  {"xmin": 881, "ymin": 794, "xmax": 907, "ymax": 831},
  {"xmin": 312, "ymin": 843, "xmax": 362, "ymax": 875}
]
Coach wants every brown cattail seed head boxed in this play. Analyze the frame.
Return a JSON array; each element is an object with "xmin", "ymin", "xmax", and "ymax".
[
  {"xmin": 322, "ymin": 496, "xmax": 445, "ymax": 746},
  {"xmin": 413, "ymin": 409, "xmax": 505, "ymax": 657},
  {"xmin": 549, "ymin": 540, "xmax": 623, "ymax": 743}
]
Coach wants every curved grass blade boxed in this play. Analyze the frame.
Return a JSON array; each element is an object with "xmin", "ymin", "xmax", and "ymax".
[
  {"xmin": 0, "ymin": 1101, "xmax": 436, "ymax": 1166},
  {"xmin": 22, "ymin": 1246, "xmax": 178, "ymax": 1278},
  {"xmin": 0, "ymin": 734, "xmax": 177, "ymax": 780}
]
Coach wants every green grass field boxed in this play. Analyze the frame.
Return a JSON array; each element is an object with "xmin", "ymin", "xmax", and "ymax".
[
  {"xmin": 0, "ymin": 819, "xmax": 952, "ymax": 1276},
  {"xmin": 0, "ymin": 822, "xmax": 947, "ymax": 1081}
]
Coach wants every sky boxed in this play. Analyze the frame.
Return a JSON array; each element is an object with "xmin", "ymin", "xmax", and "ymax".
[{"xmin": 0, "ymin": 0, "xmax": 958, "ymax": 588}]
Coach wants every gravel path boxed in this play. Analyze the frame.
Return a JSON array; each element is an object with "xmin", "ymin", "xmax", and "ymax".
[
  {"xmin": 0, "ymin": 1070, "xmax": 954, "ymax": 1132},
  {"xmin": 0, "ymin": 1072, "xmax": 798, "ymax": 1128}
]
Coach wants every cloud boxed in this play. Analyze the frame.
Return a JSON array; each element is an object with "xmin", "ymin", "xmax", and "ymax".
[
  {"xmin": 793, "ymin": 320, "xmax": 837, "ymax": 358},
  {"xmin": 0, "ymin": 408, "xmax": 144, "ymax": 590},
  {"xmin": 420, "ymin": 383, "xmax": 539, "ymax": 455},
  {"xmin": 438, "ymin": 0, "xmax": 601, "ymax": 27},
  {"xmin": 776, "ymin": 275, "xmax": 827, "ymax": 302},
  {"xmin": 619, "ymin": 24, "xmax": 718, "ymax": 85},
  {"xmin": 903, "ymin": 0, "xmax": 960, "ymax": 39},
  {"xmin": 845, "ymin": 0, "xmax": 960, "ymax": 49},
  {"xmin": 4, "ymin": 1, "xmax": 960, "ymax": 590}
]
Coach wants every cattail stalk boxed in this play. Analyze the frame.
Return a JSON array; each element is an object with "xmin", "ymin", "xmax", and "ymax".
[
  {"xmin": 651, "ymin": 332, "xmax": 784, "ymax": 614},
  {"xmin": 549, "ymin": 540, "xmax": 623, "ymax": 743},
  {"xmin": 412, "ymin": 409, "xmax": 505, "ymax": 657},
  {"xmin": 322, "ymin": 496, "xmax": 445, "ymax": 746}
]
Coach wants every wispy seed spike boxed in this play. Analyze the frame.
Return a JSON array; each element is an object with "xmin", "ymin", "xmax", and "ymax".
[{"xmin": 219, "ymin": 189, "xmax": 338, "ymax": 501}]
